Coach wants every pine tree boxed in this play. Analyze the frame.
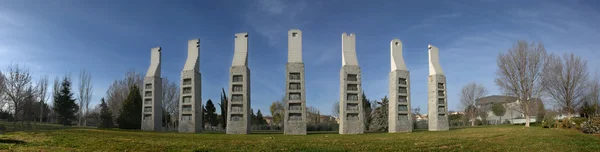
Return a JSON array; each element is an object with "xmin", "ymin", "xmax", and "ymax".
[
  {"xmin": 219, "ymin": 88, "xmax": 228, "ymax": 129},
  {"xmin": 117, "ymin": 86, "xmax": 142, "ymax": 129},
  {"xmin": 371, "ymin": 96, "xmax": 389, "ymax": 131},
  {"xmin": 53, "ymin": 77, "xmax": 79, "ymax": 126},
  {"xmin": 205, "ymin": 99, "xmax": 218, "ymax": 127},
  {"xmin": 256, "ymin": 109, "xmax": 266, "ymax": 125},
  {"xmin": 98, "ymin": 98, "xmax": 113, "ymax": 128},
  {"xmin": 362, "ymin": 92, "xmax": 372, "ymax": 130},
  {"xmin": 251, "ymin": 108, "xmax": 257, "ymax": 125}
]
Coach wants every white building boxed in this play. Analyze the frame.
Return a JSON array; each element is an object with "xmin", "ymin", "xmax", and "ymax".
[{"xmin": 476, "ymin": 95, "xmax": 541, "ymax": 125}]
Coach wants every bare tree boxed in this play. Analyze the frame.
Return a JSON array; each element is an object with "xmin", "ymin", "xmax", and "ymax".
[
  {"xmin": 460, "ymin": 82, "xmax": 488, "ymax": 126},
  {"xmin": 162, "ymin": 77, "xmax": 179, "ymax": 130},
  {"xmin": 332, "ymin": 101, "xmax": 339, "ymax": 118},
  {"xmin": 37, "ymin": 75, "xmax": 49, "ymax": 123},
  {"xmin": 105, "ymin": 70, "xmax": 143, "ymax": 121},
  {"xmin": 1, "ymin": 64, "xmax": 34, "ymax": 130},
  {"xmin": 542, "ymin": 53, "xmax": 589, "ymax": 119},
  {"xmin": 50, "ymin": 76, "xmax": 61, "ymax": 123},
  {"xmin": 587, "ymin": 74, "xmax": 599, "ymax": 116},
  {"xmin": 495, "ymin": 41, "xmax": 549, "ymax": 127},
  {"xmin": 0, "ymin": 70, "xmax": 5, "ymax": 105},
  {"xmin": 78, "ymin": 69, "xmax": 93, "ymax": 126}
]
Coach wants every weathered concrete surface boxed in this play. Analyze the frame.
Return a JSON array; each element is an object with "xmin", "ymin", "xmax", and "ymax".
[
  {"xmin": 231, "ymin": 33, "xmax": 248, "ymax": 66},
  {"xmin": 227, "ymin": 33, "xmax": 251, "ymax": 134},
  {"xmin": 287, "ymin": 29, "xmax": 303, "ymax": 63},
  {"xmin": 341, "ymin": 33, "xmax": 359, "ymax": 66},
  {"xmin": 179, "ymin": 39, "xmax": 203, "ymax": 133},
  {"xmin": 428, "ymin": 44, "xmax": 449, "ymax": 131},
  {"xmin": 389, "ymin": 39, "xmax": 412, "ymax": 133},
  {"xmin": 339, "ymin": 33, "xmax": 363, "ymax": 134},
  {"xmin": 390, "ymin": 39, "xmax": 407, "ymax": 71},
  {"xmin": 428, "ymin": 45, "xmax": 444, "ymax": 75},
  {"xmin": 142, "ymin": 47, "xmax": 162, "ymax": 132},
  {"xmin": 284, "ymin": 29, "xmax": 307, "ymax": 135}
]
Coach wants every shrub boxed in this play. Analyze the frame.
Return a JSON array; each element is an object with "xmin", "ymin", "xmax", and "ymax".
[
  {"xmin": 581, "ymin": 117, "xmax": 600, "ymax": 134},
  {"xmin": 571, "ymin": 117, "xmax": 587, "ymax": 128},
  {"xmin": 0, "ymin": 124, "xmax": 6, "ymax": 134},
  {"xmin": 558, "ymin": 119, "xmax": 579, "ymax": 129},
  {"xmin": 542, "ymin": 119, "xmax": 556, "ymax": 128}
]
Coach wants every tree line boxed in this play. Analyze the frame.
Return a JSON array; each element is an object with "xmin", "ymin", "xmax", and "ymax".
[
  {"xmin": 0, "ymin": 64, "xmax": 95, "ymax": 131},
  {"xmin": 458, "ymin": 41, "xmax": 599, "ymax": 127}
]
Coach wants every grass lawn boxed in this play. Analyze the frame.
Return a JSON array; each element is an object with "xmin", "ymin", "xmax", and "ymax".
[{"xmin": 1, "ymin": 125, "xmax": 599, "ymax": 151}]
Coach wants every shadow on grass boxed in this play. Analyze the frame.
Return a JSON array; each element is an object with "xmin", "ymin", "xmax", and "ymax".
[{"xmin": 0, "ymin": 139, "xmax": 26, "ymax": 144}]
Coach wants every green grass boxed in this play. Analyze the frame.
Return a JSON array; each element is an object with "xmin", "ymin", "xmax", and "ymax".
[
  {"xmin": 0, "ymin": 121, "xmax": 68, "ymax": 132},
  {"xmin": 1, "ymin": 125, "xmax": 599, "ymax": 151}
]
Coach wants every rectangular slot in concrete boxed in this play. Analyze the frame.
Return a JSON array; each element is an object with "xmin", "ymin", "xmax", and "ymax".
[
  {"xmin": 232, "ymin": 85, "xmax": 243, "ymax": 92},
  {"xmin": 183, "ymin": 78, "xmax": 192, "ymax": 85},
  {"xmin": 347, "ymin": 93, "xmax": 358, "ymax": 101},
  {"xmin": 289, "ymin": 103, "xmax": 302, "ymax": 110},
  {"xmin": 231, "ymin": 114, "xmax": 243, "ymax": 121},
  {"xmin": 346, "ymin": 113, "xmax": 359, "ymax": 121},
  {"xmin": 182, "ymin": 105, "xmax": 192, "ymax": 112},
  {"xmin": 347, "ymin": 103, "xmax": 359, "ymax": 111},
  {"xmin": 232, "ymin": 75, "xmax": 243, "ymax": 82},
  {"xmin": 347, "ymin": 84, "xmax": 358, "ymax": 91}
]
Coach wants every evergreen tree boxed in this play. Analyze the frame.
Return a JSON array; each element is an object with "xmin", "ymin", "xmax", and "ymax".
[
  {"xmin": 537, "ymin": 100, "xmax": 546, "ymax": 120},
  {"xmin": 371, "ymin": 96, "xmax": 389, "ymax": 131},
  {"xmin": 362, "ymin": 92, "xmax": 372, "ymax": 130},
  {"xmin": 98, "ymin": 98, "xmax": 113, "ymax": 128},
  {"xmin": 205, "ymin": 99, "xmax": 218, "ymax": 127},
  {"xmin": 53, "ymin": 77, "xmax": 79, "ymax": 126},
  {"xmin": 256, "ymin": 109, "xmax": 266, "ymax": 125},
  {"xmin": 117, "ymin": 86, "xmax": 142, "ymax": 129},
  {"xmin": 219, "ymin": 88, "xmax": 228, "ymax": 129},
  {"xmin": 251, "ymin": 108, "xmax": 257, "ymax": 125}
]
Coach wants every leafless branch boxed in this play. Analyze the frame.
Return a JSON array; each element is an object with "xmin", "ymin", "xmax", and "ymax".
[
  {"xmin": 495, "ymin": 41, "xmax": 549, "ymax": 127},
  {"xmin": 460, "ymin": 82, "xmax": 487, "ymax": 126},
  {"xmin": 542, "ymin": 53, "xmax": 589, "ymax": 117},
  {"xmin": 78, "ymin": 69, "xmax": 93, "ymax": 126}
]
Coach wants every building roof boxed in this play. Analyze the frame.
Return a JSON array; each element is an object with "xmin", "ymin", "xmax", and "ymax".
[{"xmin": 476, "ymin": 95, "xmax": 518, "ymax": 105}]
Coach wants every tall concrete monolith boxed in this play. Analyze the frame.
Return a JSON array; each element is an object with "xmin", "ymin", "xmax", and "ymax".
[
  {"xmin": 142, "ymin": 47, "xmax": 163, "ymax": 131},
  {"xmin": 339, "ymin": 33, "xmax": 364, "ymax": 134},
  {"xmin": 388, "ymin": 39, "xmax": 413, "ymax": 133},
  {"xmin": 284, "ymin": 29, "xmax": 307, "ymax": 135},
  {"xmin": 227, "ymin": 33, "xmax": 251, "ymax": 134},
  {"xmin": 428, "ymin": 44, "xmax": 449, "ymax": 131},
  {"xmin": 178, "ymin": 39, "xmax": 203, "ymax": 133}
]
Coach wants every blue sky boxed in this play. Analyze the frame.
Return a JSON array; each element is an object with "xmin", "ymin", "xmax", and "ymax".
[{"xmin": 1, "ymin": 0, "xmax": 599, "ymax": 116}]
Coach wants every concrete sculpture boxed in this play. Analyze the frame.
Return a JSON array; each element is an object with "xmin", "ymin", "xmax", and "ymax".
[
  {"xmin": 284, "ymin": 29, "xmax": 307, "ymax": 135},
  {"xmin": 142, "ymin": 47, "xmax": 163, "ymax": 131},
  {"xmin": 339, "ymin": 33, "xmax": 364, "ymax": 134},
  {"xmin": 388, "ymin": 39, "xmax": 412, "ymax": 133},
  {"xmin": 227, "ymin": 33, "xmax": 251, "ymax": 134},
  {"xmin": 178, "ymin": 39, "xmax": 203, "ymax": 133},
  {"xmin": 428, "ymin": 44, "xmax": 449, "ymax": 131}
]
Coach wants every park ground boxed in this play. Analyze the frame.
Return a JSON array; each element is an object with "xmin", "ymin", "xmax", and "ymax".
[{"xmin": 1, "ymin": 123, "xmax": 600, "ymax": 151}]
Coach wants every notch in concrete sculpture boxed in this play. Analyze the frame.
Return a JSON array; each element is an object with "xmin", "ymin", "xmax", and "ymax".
[
  {"xmin": 427, "ymin": 44, "xmax": 449, "ymax": 131},
  {"xmin": 227, "ymin": 32, "xmax": 251, "ymax": 134},
  {"xmin": 284, "ymin": 29, "xmax": 307, "ymax": 135},
  {"xmin": 142, "ymin": 47, "xmax": 163, "ymax": 131},
  {"xmin": 388, "ymin": 39, "xmax": 412, "ymax": 133},
  {"xmin": 179, "ymin": 39, "xmax": 203, "ymax": 133},
  {"xmin": 339, "ymin": 33, "xmax": 364, "ymax": 134}
]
